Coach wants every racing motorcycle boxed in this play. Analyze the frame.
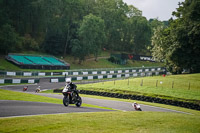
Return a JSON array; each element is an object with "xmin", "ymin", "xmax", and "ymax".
[
  {"xmin": 62, "ymin": 85, "xmax": 82, "ymax": 107},
  {"xmin": 23, "ymin": 86, "xmax": 28, "ymax": 91},
  {"xmin": 132, "ymin": 102, "xmax": 142, "ymax": 111}
]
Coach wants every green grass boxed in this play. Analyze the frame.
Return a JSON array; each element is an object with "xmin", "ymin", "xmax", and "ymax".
[
  {"xmin": 0, "ymin": 111, "xmax": 199, "ymax": 133},
  {"xmin": 65, "ymin": 57, "xmax": 164, "ymax": 70},
  {"xmin": 0, "ymin": 83, "xmax": 33, "ymax": 86},
  {"xmin": 1, "ymin": 81, "xmax": 200, "ymax": 133},
  {"xmin": 0, "ymin": 89, "xmax": 113, "ymax": 110},
  {"xmin": 0, "ymin": 89, "xmax": 62, "ymax": 104},
  {"xmin": 0, "ymin": 57, "xmax": 22, "ymax": 71},
  {"xmin": 78, "ymin": 74, "xmax": 200, "ymax": 104}
]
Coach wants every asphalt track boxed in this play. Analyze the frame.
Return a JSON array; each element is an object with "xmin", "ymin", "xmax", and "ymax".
[
  {"xmin": 0, "ymin": 100, "xmax": 112, "ymax": 117},
  {"xmin": 0, "ymin": 79, "xmax": 189, "ymax": 117}
]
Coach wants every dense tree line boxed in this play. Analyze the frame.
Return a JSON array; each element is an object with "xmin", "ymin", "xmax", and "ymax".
[
  {"xmin": 1, "ymin": 0, "xmax": 198, "ymax": 73},
  {"xmin": 0, "ymin": 0, "xmax": 166, "ymax": 63},
  {"xmin": 151, "ymin": 0, "xmax": 200, "ymax": 73}
]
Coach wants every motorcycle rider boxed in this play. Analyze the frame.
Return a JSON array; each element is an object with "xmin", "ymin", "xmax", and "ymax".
[
  {"xmin": 132, "ymin": 102, "xmax": 142, "ymax": 111},
  {"xmin": 65, "ymin": 78, "xmax": 79, "ymax": 98},
  {"xmin": 35, "ymin": 86, "xmax": 41, "ymax": 93}
]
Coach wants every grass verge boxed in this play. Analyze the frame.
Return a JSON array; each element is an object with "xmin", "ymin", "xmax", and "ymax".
[{"xmin": 0, "ymin": 111, "xmax": 199, "ymax": 133}]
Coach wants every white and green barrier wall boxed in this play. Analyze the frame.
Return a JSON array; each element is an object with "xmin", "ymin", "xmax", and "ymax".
[
  {"xmin": 0, "ymin": 78, "xmax": 39, "ymax": 84},
  {"xmin": 0, "ymin": 67, "xmax": 166, "ymax": 83},
  {"xmin": 0, "ymin": 67, "xmax": 166, "ymax": 77},
  {"xmin": 50, "ymin": 70, "xmax": 165, "ymax": 83}
]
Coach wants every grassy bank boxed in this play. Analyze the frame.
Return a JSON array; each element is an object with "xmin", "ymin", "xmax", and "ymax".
[
  {"xmin": 78, "ymin": 74, "xmax": 200, "ymax": 104},
  {"xmin": 0, "ymin": 55, "xmax": 164, "ymax": 71},
  {"xmin": 65, "ymin": 56, "xmax": 164, "ymax": 70},
  {"xmin": 0, "ymin": 111, "xmax": 199, "ymax": 133}
]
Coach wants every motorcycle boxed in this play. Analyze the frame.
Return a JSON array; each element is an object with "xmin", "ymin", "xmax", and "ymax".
[
  {"xmin": 23, "ymin": 86, "xmax": 28, "ymax": 92},
  {"xmin": 62, "ymin": 85, "xmax": 82, "ymax": 107},
  {"xmin": 132, "ymin": 102, "xmax": 142, "ymax": 111}
]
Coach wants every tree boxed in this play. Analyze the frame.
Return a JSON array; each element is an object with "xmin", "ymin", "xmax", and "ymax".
[
  {"xmin": 78, "ymin": 14, "xmax": 106, "ymax": 62},
  {"xmin": 95, "ymin": 0, "xmax": 128, "ymax": 50},
  {"xmin": 0, "ymin": 24, "xmax": 22, "ymax": 54},
  {"xmin": 43, "ymin": 32, "xmax": 65, "ymax": 55},
  {"xmin": 127, "ymin": 16, "xmax": 151, "ymax": 54},
  {"xmin": 151, "ymin": 0, "xmax": 200, "ymax": 73},
  {"xmin": 0, "ymin": 0, "xmax": 158, "ymax": 58},
  {"xmin": 71, "ymin": 39, "xmax": 89, "ymax": 64},
  {"xmin": 126, "ymin": 5, "xmax": 142, "ymax": 17},
  {"xmin": 170, "ymin": 0, "xmax": 200, "ymax": 73}
]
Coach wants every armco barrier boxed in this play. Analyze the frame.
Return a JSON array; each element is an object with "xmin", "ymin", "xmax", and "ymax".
[
  {"xmin": 53, "ymin": 89, "xmax": 200, "ymax": 111},
  {"xmin": 0, "ymin": 78, "xmax": 39, "ymax": 84}
]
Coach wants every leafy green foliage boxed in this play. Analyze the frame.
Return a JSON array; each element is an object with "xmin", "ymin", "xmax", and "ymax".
[
  {"xmin": 78, "ymin": 14, "xmax": 106, "ymax": 62},
  {"xmin": 151, "ymin": 0, "xmax": 200, "ymax": 73},
  {"xmin": 0, "ymin": 24, "xmax": 23, "ymax": 54},
  {"xmin": 22, "ymin": 34, "xmax": 39, "ymax": 51},
  {"xmin": 0, "ymin": 0, "xmax": 153, "ymax": 56},
  {"xmin": 0, "ymin": 0, "xmax": 179, "ymax": 64},
  {"xmin": 108, "ymin": 56, "xmax": 121, "ymax": 64},
  {"xmin": 127, "ymin": 16, "xmax": 151, "ymax": 54}
]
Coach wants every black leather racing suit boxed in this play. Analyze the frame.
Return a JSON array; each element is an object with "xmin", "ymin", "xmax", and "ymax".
[{"xmin": 68, "ymin": 82, "xmax": 79, "ymax": 97}]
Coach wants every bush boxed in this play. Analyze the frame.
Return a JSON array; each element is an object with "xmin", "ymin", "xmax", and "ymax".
[
  {"xmin": 22, "ymin": 34, "xmax": 39, "ymax": 51},
  {"xmin": 108, "ymin": 56, "xmax": 121, "ymax": 64}
]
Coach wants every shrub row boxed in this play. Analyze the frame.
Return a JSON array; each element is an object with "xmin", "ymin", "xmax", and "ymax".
[{"xmin": 53, "ymin": 89, "xmax": 200, "ymax": 111}]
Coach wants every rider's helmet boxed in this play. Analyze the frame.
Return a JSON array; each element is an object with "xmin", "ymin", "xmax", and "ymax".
[{"xmin": 66, "ymin": 78, "xmax": 71, "ymax": 85}]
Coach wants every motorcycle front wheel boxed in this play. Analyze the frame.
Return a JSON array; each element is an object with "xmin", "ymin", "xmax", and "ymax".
[
  {"xmin": 75, "ymin": 96, "xmax": 82, "ymax": 107},
  {"xmin": 63, "ymin": 96, "xmax": 69, "ymax": 107}
]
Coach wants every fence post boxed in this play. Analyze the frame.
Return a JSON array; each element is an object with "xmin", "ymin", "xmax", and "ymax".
[
  {"xmin": 156, "ymin": 80, "xmax": 158, "ymax": 87},
  {"xmin": 128, "ymin": 78, "xmax": 129, "ymax": 86},
  {"xmin": 172, "ymin": 81, "xmax": 174, "ymax": 88},
  {"xmin": 140, "ymin": 79, "xmax": 143, "ymax": 86},
  {"xmin": 188, "ymin": 82, "xmax": 190, "ymax": 90}
]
